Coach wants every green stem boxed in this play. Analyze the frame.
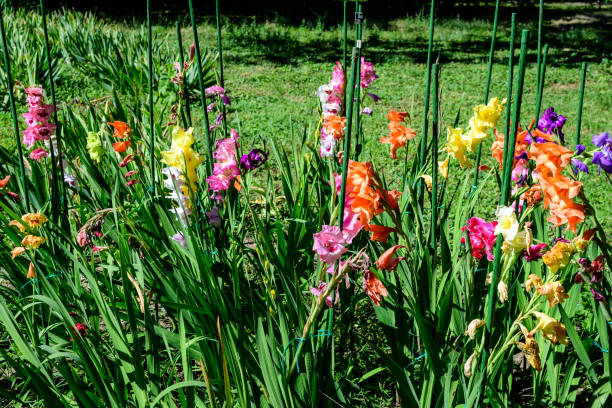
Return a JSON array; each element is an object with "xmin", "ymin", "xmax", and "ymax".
[
  {"xmin": 501, "ymin": 14, "xmax": 517, "ymax": 186},
  {"xmin": 354, "ymin": 4, "xmax": 363, "ymax": 160},
  {"xmin": 534, "ymin": 44, "xmax": 548, "ymax": 123},
  {"xmin": 188, "ymin": 0, "xmax": 214, "ymax": 176},
  {"xmin": 472, "ymin": 0, "xmax": 501, "ymax": 190},
  {"xmin": 146, "ymin": 0, "xmax": 156, "ymax": 194},
  {"xmin": 575, "ymin": 62, "xmax": 587, "ymax": 146},
  {"xmin": 215, "ymin": 0, "xmax": 227, "ymax": 138},
  {"xmin": 342, "ymin": 1, "xmax": 347, "ymax": 109},
  {"xmin": 479, "ymin": 29, "xmax": 530, "ymax": 396},
  {"xmin": 176, "ymin": 21, "xmax": 192, "ymax": 128},
  {"xmin": 0, "ymin": 8, "xmax": 28, "ymax": 209},
  {"xmin": 430, "ymin": 63, "xmax": 439, "ymax": 249},
  {"xmin": 418, "ymin": 0, "xmax": 435, "ymax": 194}
]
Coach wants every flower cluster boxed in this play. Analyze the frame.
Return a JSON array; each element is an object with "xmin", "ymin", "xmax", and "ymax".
[
  {"xmin": 379, "ymin": 109, "xmax": 416, "ymax": 159},
  {"xmin": 538, "ymin": 107, "xmax": 566, "ymax": 144},
  {"xmin": 107, "ymin": 121, "xmax": 132, "ymax": 154},
  {"xmin": 206, "ymin": 129, "xmax": 241, "ymax": 203},
  {"xmin": 591, "ymin": 131, "xmax": 612, "ymax": 174},
  {"xmin": 9, "ymin": 213, "xmax": 48, "ymax": 259},
  {"xmin": 22, "ymin": 87, "xmax": 56, "ymax": 162},
  {"xmin": 205, "ymin": 86, "xmax": 232, "ymax": 131},
  {"xmin": 445, "ymin": 98, "xmax": 506, "ymax": 168},
  {"xmin": 316, "ymin": 62, "xmax": 345, "ymax": 157},
  {"xmin": 161, "ymin": 126, "xmax": 203, "ymax": 225}
]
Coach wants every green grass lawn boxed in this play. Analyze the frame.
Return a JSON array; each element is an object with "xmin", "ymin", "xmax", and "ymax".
[{"xmin": 1, "ymin": 2, "xmax": 610, "ymax": 230}]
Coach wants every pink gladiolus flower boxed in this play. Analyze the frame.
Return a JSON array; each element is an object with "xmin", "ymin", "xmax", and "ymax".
[
  {"xmin": 205, "ymin": 85, "xmax": 226, "ymax": 96},
  {"xmin": 330, "ymin": 61, "xmax": 345, "ymax": 95},
  {"xmin": 29, "ymin": 148, "xmax": 49, "ymax": 161},
  {"xmin": 360, "ymin": 58, "xmax": 378, "ymax": 88},
  {"xmin": 461, "ymin": 217, "xmax": 498, "ymax": 261},
  {"xmin": 207, "ymin": 129, "xmax": 241, "ymax": 199},
  {"xmin": 206, "ymin": 206, "xmax": 222, "ymax": 227},
  {"xmin": 310, "ymin": 281, "xmax": 333, "ymax": 307},
  {"xmin": 25, "ymin": 87, "xmax": 43, "ymax": 107},
  {"xmin": 313, "ymin": 225, "xmax": 348, "ymax": 264},
  {"xmin": 171, "ymin": 232, "xmax": 187, "ymax": 247},
  {"xmin": 320, "ymin": 129, "xmax": 336, "ymax": 157}
]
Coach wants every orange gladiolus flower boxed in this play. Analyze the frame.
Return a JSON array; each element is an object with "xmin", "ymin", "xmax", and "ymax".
[
  {"xmin": 322, "ymin": 115, "xmax": 347, "ymax": 140},
  {"xmin": 364, "ymin": 224, "xmax": 395, "ymax": 244},
  {"xmin": 113, "ymin": 140, "xmax": 131, "ymax": 153},
  {"xmin": 27, "ymin": 262, "xmax": 36, "ymax": 279},
  {"xmin": 376, "ymin": 245, "xmax": 405, "ymax": 271},
  {"xmin": 386, "ymin": 109, "xmax": 408, "ymax": 122},
  {"xmin": 11, "ymin": 246, "xmax": 25, "ymax": 259},
  {"xmin": 381, "ymin": 110, "xmax": 415, "ymax": 159},
  {"xmin": 382, "ymin": 189, "xmax": 402, "ymax": 211},
  {"xmin": 107, "ymin": 121, "xmax": 131, "ymax": 139},
  {"xmin": 0, "ymin": 175, "xmax": 10, "ymax": 188},
  {"xmin": 363, "ymin": 271, "xmax": 388, "ymax": 306}
]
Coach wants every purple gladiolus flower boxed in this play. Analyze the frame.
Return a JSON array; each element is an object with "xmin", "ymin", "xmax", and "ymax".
[
  {"xmin": 171, "ymin": 232, "xmax": 187, "ymax": 248},
  {"xmin": 593, "ymin": 151, "xmax": 612, "ymax": 174},
  {"xmin": 552, "ymin": 237, "xmax": 571, "ymax": 245},
  {"xmin": 524, "ymin": 243, "xmax": 547, "ymax": 261},
  {"xmin": 361, "ymin": 107, "xmax": 373, "ymax": 115},
  {"xmin": 538, "ymin": 107, "xmax": 566, "ymax": 143},
  {"xmin": 367, "ymin": 93, "xmax": 380, "ymax": 102},
  {"xmin": 575, "ymin": 144, "xmax": 585, "ymax": 155},
  {"xmin": 591, "ymin": 288, "xmax": 604, "ymax": 302},
  {"xmin": 592, "ymin": 131, "xmax": 612, "ymax": 148},
  {"xmin": 571, "ymin": 158, "xmax": 588, "ymax": 174},
  {"xmin": 240, "ymin": 148, "xmax": 269, "ymax": 171}
]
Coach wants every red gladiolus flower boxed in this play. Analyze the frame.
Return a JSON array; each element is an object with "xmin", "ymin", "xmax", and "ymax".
[{"xmin": 376, "ymin": 245, "xmax": 405, "ymax": 272}]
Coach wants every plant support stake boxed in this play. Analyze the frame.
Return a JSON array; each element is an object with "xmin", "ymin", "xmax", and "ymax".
[
  {"xmin": 0, "ymin": 8, "xmax": 29, "ymax": 208},
  {"xmin": 575, "ymin": 62, "xmax": 587, "ymax": 146},
  {"xmin": 215, "ymin": 0, "xmax": 227, "ymax": 138},
  {"xmin": 146, "ymin": 0, "xmax": 156, "ymax": 194},
  {"xmin": 176, "ymin": 21, "xmax": 192, "ymax": 128}
]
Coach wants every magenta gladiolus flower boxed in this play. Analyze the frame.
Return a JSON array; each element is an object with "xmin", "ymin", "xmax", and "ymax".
[
  {"xmin": 524, "ymin": 243, "xmax": 547, "ymax": 261},
  {"xmin": 330, "ymin": 61, "xmax": 345, "ymax": 96},
  {"xmin": 205, "ymin": 85, "xmax": 225, "ymax": 95},
  {"xmin": 360, "ymin": 58, "xmax": 378, "ymax": 88},
  {"xmin": 310, "ymin": 281, "xmax": 333, "ymax": 307},
  {"xmin": 240, "ymin": 149, "xmax": 268, "ymax": 171},
  {"xmin": 313, "ymin": 225, "xmax": 348, "ymax": 264},
  {"xmin": 461, "ymin": 217, "xmax": 498, "ymax": 261},
  {"xmin": 29, "ymin": 148, "xmax": 49, "ymax": 161},
  {"xmin": 207, "ymin": 129, "xmax": 241, "ymax": 201}
]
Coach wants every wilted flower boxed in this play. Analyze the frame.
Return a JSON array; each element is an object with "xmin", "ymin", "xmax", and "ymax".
[
  {"xmin": 542, "ymin": 241, "xmax": 574, "ymax": 274},
  {"xmin": 27, "ymin": 262, "xmax": 36, "ymax": 279},
  {"xmin": 363, "ymin": 271, "xmax": 388, "ymax": 306},
  {"xmin": 464, "ymin": 351, "xmax": 477, "ymax": 378},
  {"xmin": 171, "ymin": 232, "xmax": 187, "ymax": 248},
  {"xmin": 310, "ymin": 281, "xmax": 333, "ymax": 307},
  {"xmin": 21, "ymin": 213, "xmax": 48, "ymax": 229},
  {"xmin": 11, "ymin": 246, "xmax": 25, "ymax": 259},
  {"xmin": 376, "ymin": 245, "xmax": 405, "ymax": 272},
  {"xmin": 498, "ymin": 280, "xmax": 508, "ymax": 303},
  {"xmin": 515, "ymin": 323, "xmax": 542, "ymax": 371},
  {"xmin": 525, "ymin": 274, "xmax": 543, "ymax": 292},
  {"xmin": 21, "ymin": 235, "xmax": 46, "ymax": 249},
  {"xmin": 465, "ymin": 319, "xmax": 485, "ymax": 340},
  {"xmin": 537, "ymin": 281, "xmax": 569, "ymax": 308},
  {"xmin": 532, "ymin": 312, "xmax": 568, "ymax": 346}
]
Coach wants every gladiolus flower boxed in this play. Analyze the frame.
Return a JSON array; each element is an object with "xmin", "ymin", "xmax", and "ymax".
[
  {"xmin": 113, "ymin": 140, "xmax": 130, "ymax": 153},
  {"xmin": 445, "ymin": 127, "xmax": 471, "ymax": 167},
  {"xmin": 21, "ymin": 235, "xmax": 46, "ymax": 249},
  {"xmin": 86, "ymin": 132, "xmax": 104, "ymax": 163},
  {"xmin": 11, "ymin": 247, "xmax": 25, "ymax": 259},
  {"xmin": 21, "ymin": 213, "xmax": 48, "ymax": 229},
  {"xmin": 498, "ymin": 280, "xmax": 508, "ymax": 303},
  {"xmin": 464, "ymin": 351, "xmax": 477, "ymax": 378},
  {"xmin": 525, "ymin": 274, "xmax": 543, "ymax": 292},
  {"xmin": 542, "ymin": 241, "xmax": 574, "ymax": 274},
  {"xmin": 364, "ymin": 224, "xmax": 395, "ymax": 244},
  {"xmin": 524, "ymin": 243, "xmax": 547, "ymax": 261},
  {"xmin": 465, "ymin": 319, "xmax": 485, "ymax": 340},
  {"xmin": 171, "ymin": 232, "xmax": 187, "ymax": 248},
  {"xmin": 322, "ymin": 115, "xmax": 346, "ymax": 140},
  {"xmin": 494, "ymin": 206, "xmax": 520, "ymax": 242},
  {"xmin": 9, "ymin": 220, "xmax": 26, "ymax": 232},
  {"xmin": 363, "ymin": 271, "xmax": 388, "ymax": 306},
  {"xmin": 119, "ymin": 154, "xmax": 134, "ymax": 167},
  {"xmin": 538, "ymin": 107, "xmax": 566, "ymax": 143},
  {"xmin": 515, "ymin": 323, "xmax": 542, "ymax": 371},
  {"xmin": 439, "ymin": 156, "xmax": 449, "ymax": 179},
  {"xmin": 360, "ymin": 58, "xmax": 378, "ymax": 88},
  {"xmin": 537, "ymin": 281, "xmax": 569, "ymax": 308},
  {"xmin": 206, "ymin": 206, "xmax": 222, "ymax": 227},
  {"xmin": 532, "ymin": 312, "xmax": 568, "ymax": 346},
  {"xmin": 310, "ymin": 281, "xmax": 333, "ymax": 307},
  {"xmin": 0, "ymin": 175, "xmax": 10, "ymax": 188},
  {"xmin": 313, "ymin": 225, "xmax": 348, "ymax": 264},
  {"xmin": 240, "ymin": 149, "xmax": 269, "ymax": 171},
  {"xmin": 107, "ymin": 121, "xmax": 132, "ymax": 139},
  {"xmin": 461, "ymin": 217, "xmax": 497, "ymax": 261},
  {"xmin": 376, "ymin": 245, "xmax": 405, "ymax": 272},
  {"xmin": 27, "ymin": 262, "xmax": 36, "ymax": 279},
  {"xmin": 29, "ymin": 148, "xmax": 49, "ymax": 161}
]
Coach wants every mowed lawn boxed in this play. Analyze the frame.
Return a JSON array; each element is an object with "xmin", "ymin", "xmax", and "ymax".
[{"xmin": 1, "ymin": 2, "xmax": 611, "ymax": 230}]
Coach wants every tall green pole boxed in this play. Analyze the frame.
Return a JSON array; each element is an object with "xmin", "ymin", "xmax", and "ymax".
[
  {"xmin": 354, "ymin": 3, "xmax": 363, "ymax": 160},
  {"xmin": 479, "ymin": 29, "xmax": 529, "ymax": 397},
  {"xmin": 575, "ymin": 62, "xmax": 587, "ymax": 146},
  {"xmin": 534, "ymin": 44, "xmax": 548, "ymax": 123},
  {"xmin": 215, "ymin": 0, "xmax": 227, "ymax": 138},
  {"xmin": 40, "ymin": 0, "xmax": 67, "ymax": 222},
  {"xmin": 146, "ymin": 0, "xmax": 156, "ymax": 194},
  {"xmin": 430, "ymin": 63, "xmax": 439, "ymax": 249},
  {"xmin": 536, "ymin": 0, "xmax": 544, "ymax": 93},
  {"xmin": 501, "ymin": 14, "xmax": 517, "ymax": 187},
  {"xmin": 471, "ymin": 0, "xmax": 501, "ymax": 191},
  {"xmin": 176, "ymin": 21, "xmax": 192, "ymax": 128},
  {"xmin": 418, "ymin": 0, "xmax": 435, "ymax": 197},
  {"xmin": 0, "ymin": 8, "xmax": 29, "ymax": 209},
  {"xmin": 188, "ymin": 0, "xmax": 214, "ymax": 176}
]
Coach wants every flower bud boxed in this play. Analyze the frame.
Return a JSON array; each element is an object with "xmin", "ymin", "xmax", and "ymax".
[
  {"xmin": 498, "ymin": 280, "xmax": 508, "ymax": 304},
  {"xmin": 464, "ymin": 351, "xmax": 477, "ymax": 378},
  {"xmin": 465, "ymin": 319, "xmax": 486, "ymax": 340}
]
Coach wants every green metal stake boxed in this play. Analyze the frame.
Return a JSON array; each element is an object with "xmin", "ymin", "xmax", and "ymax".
[
  {"xmin": 501, "ymin": 14, "xmax": 517, "ymax": 186},
  {"xmin": 354, "ymin": 3, "xmax": 363, "ymax": 159},
  {"xmin": 479, "ymin": 29, "xmax": 529, "ymax": 396},
  {"xmin": 575, "ymin": 62, "xmax": 587, "ymax": 146},
  {"xmin": 40, "ymin": 0, "xmax": 67, "ymax": 222},
  {"xmin": 471, "ymin": 0, "xmax": 501, "ymax": 191},
  {"xmin": 188, "ymin": 0, "xmax": 214, "ymax": 176},
  {"xmin": 215, "ymin": 0, "xmax": 227, "ymax": 138},
  {"xmin": 534, "ymin": 44, "xmax": 548, "ymax": 123},
  {"xmin": 146, "ymin": 0, "xmax": 156, "ymax": 194},
  {"xmin": 176, "ymin": 21, "xmax": 192, "ymax": 128},
  {"xmin": 0, "ymin": 8, "xmax": 29, "ymax": 209},
  {"xmin": 536, "ymin": 0, "xmax": 544, "ymax": 93},
  {"xmin": 430, "ymin": 63, "xmax": 439, "ymax": 249},
  {"xmin": 417, "ymin": 0, "xmax": 435, "ymax": 197},
  {"xmin": 343, "ymin": 1, "xmax": 347, "ymax": 84}
]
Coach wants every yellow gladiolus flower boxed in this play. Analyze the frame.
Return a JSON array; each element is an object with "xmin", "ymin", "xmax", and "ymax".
[
  {"xmin": 438, "ymin": 156, "xmax": 449, "ymax": 179},
  {"xmin": 445, "ymin": 127, "xmax": 471, "ymax": 168},
  {"xmin": 161, "ymin": 126, "xmax": 204, "ymax": 196},
  {"xmin": 86, "ymin": 131, "xmax": 105, "ymax": 163},
  {"xmin": 533, "ymin": 311, "xmax": 568, "ymax": 346},
  {"xmin": 21, "ymin": 235, "xmax": 46, "ymax": 249},
  {"xmin": 542, "ymin": 241, "xmax": 574, "ymax": 274},
  {"xmin": 473, "ymin": 97, "xmax": 506, "ymax": 130},
  {"xmin": 525, "ymin": 274, "xmax": 543, "ymax": 292},
  {"xmin": 21, "ymin": 213, "xmax": 48, "ymax": 229},
  {"xmin": 537, "ymin": 281, "xmax": 569, "ymax": 308},
  {"xmin": 9, "ymin": 220, "xmax": 26, "ymax": 232}
]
